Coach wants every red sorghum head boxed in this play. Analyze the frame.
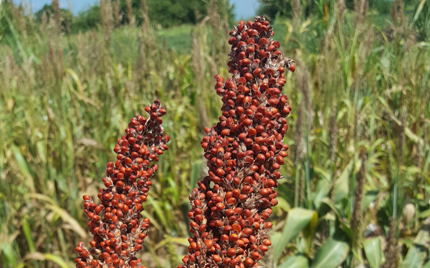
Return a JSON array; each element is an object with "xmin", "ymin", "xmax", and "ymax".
[
  {"xmin": 179, "ymin": 16, "xmax": 294, "ymax": 268},
  {"xmin": 74, "ymin": 100, "xmax": 169, "ymax": 268}
]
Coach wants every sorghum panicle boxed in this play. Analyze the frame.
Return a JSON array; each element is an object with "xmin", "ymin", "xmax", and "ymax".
[
  {"xmin": 179, "ymin": 16, "xmax": 294, "ymax": 268},
  {"xmin": 75, "ymin": 100, "xmax": 169, "ymax": 268}
]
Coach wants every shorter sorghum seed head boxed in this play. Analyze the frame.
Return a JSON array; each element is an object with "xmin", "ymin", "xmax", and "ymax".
[{"xmin": 75, "ymin": 100, "xmax": 169, "ymax": 268}]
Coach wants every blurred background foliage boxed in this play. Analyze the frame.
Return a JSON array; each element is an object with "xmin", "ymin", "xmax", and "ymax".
[
  {"xmin": 0, "ymin": 0, "xmax": 430, "ymax": 267},
  {"xmin": 0, "ymin": 0, "xmax": 235, "ymax": 34}
]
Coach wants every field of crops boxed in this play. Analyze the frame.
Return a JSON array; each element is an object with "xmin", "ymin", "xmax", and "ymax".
[{"xmin": 1, "ymin": 0, "xmax": 430, "ymax": 267}]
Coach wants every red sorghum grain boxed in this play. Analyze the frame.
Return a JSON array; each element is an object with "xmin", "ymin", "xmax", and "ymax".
[
  {"xmin": 179, "ymin": 16, "xmax": 294, "ymax": 268},
  {"xmin": 74, "ymin": 100, "xmax": 169, "ymax": 268}
]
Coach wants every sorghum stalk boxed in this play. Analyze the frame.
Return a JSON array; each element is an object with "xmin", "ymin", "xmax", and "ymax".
[
  {"xmin": 179, "ymin": 16, "xmax": 295, "ymax": 268},
  {"xmin": 74, "ymin": 100, "xmax": 169, "ymax": 268},
  {"xmin": 351, "ymin": 151, "xmax": 367, "ymax": 258}
]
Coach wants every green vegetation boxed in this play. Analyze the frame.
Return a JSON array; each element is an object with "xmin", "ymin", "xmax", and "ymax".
[
  {"xmin": 0, "ymin": 0, "xmax": 430, "ymax": 267},
  {"xmin": 257, "ymin": 0, "xmax": 418, "ymax": 20},
  {"xmin": 0, "ymin": 0, "xmax": 234, "ymax": 35}
]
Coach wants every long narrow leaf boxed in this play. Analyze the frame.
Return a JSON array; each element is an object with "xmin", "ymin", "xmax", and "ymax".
[
  {"xmin": 274, "ymin": 208, "xmax": 317, "ymax": 263},
  {"xmin": 364, "ymin": 237, "xmax": 382, "ymax": 268},
  {"xmin": 278, "ymin": 254, "xmax": 309, "ymax": 268},
  {"xmin": 402, "ymin": 217, "xmax": 430, "ymax": 268},
  {"xmin": 310, "ymin": 238, "xmax": 349, "ymax": 268}
]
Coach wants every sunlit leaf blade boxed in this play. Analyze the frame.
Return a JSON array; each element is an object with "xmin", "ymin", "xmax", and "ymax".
[
  {"xmin": 21, "ymin": 252, "xmax": 71, "ymax": 268},
  {"xmin": 402, "ymin": 217, "xmax": 430, "ymax": 268},
  {"xmin": 22, "ymin": 217, "xmax": 35, "ymax": 253},
  {"xmin": 364, "ymin": 237, "xmax": 382, "ymax": 268},
  {"xmin": 310, "ymin": 238, "xmax": 349, "ymax": 268},
  {"xmin": 1, "ymin": 243, "xmax": 17, "ymax": 268},
  {"xmin": 278, "ymin": 254, "xmax": 309, "ymax": 268},
  {"xmin": 274, "ymin": 208, "xmax": 317, "ymax": 263}
]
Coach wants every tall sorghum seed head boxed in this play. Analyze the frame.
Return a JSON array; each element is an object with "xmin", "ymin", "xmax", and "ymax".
[
  {"xmin": 126, "ymin": 0, "xmax": 135, "ymax": 25},
  {"xmin": 140, "ymin": 0, "xmax": 150, "ymax": 34},
  {"xmin": 179, "ymin": 16, "xmax": 294, "ymax": 268},
  {"xmin": 74, "ymin": 100, "xmax": 169, "ymax": 268},
  {"xmin": 52, "ymin": 0, "xmax": 61, "ymax": 31},
  {"xmin": 292, "ymin": 0, "xmax": 302, "ymax": 28},
  {"xmin": 113, "ymin": 0, "xmax": 121, "ymax": 27},
  {"xmin": 100, "ymin": 0, "xmax": 114, "ymax": 44}
]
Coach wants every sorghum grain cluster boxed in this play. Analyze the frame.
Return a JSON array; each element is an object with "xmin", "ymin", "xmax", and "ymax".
[
  {"xmin": 179, "ymin": 16, "xmax": 294, "ymax": 268},
  {"xmin": 74, "ymin": 100, "xmax": 169, "ymax": 268}
]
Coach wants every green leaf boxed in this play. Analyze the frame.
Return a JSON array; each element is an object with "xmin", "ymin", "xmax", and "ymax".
[
  {"xmin": 362, "ymin": 190, "xmax": 379, "ymax": 213},
  {"xmin": 1, "ymin": 243, "xmax": 17, "ymax": 268},
  {"xmin": 45, "ymin": 204, "xmax": 88, "ymax": 239},
  {"xmin": 334, "ymin": 160, "xmax": 353, "ymax": 202},
  {"xmin": 322, "ymin": 198, "xmax": 353, "ymax": 239},
  {"xmin": 43, "ymin": 254, "xmax": 70, "ymax": 268},
  {"xmin": 22, "ymin": 217, "xmax": 35, "ymax": 252},
  {"xmin": 141, "ymin": 211, "xmax": 161, "ymax": 231},
  {"xmin": 402, "ymin": 218, "xmax": 430, "ymax": 268},
  {"xmin": 27, "ymin": 193, "xmax": 87, "ymax": 239},
  {"xmin": 36, "ymin": 141, "xmax": 46, "ymax": 163},
  {"xmin": 369, "ymin": 138, "xmax": 385, "ymax": 152},
  {"xmin": 190, "ymin": 160, "xmax": 202, "ymax": 190},
  {"xmin": 278, "ymin": 254, "xmax": 309, "ymax": 268},
  {"xmin": 364, "ymin": 237, "xmax": 382, "ymax": 268},
  {"xmin": 21, "ymin": 252, "xmax": 70, "ymax": 268},
  {"xmin": 312, "ymin": 179, "xmax": 330, "ymax": 210},
  {"xmin": 419, "ymin": 209, "xmax": 430, "ymax": 219},
  {"xmin": 313, "ymin": 166, "xmax": 330, "ymax": 181},
  {"xmin": 147, "ymin": 196, "xmax": 170, "ymax": 230},
  {"xmin": 274, "ymin": 208, "xmax": 317, "ymax": 263},
  {"xmin": 303, "ymin": 211, "xmax": 319, "ymax": 254},
  {"xmin": 270, "ymin": 231, "xmax": 282, "ymax": 250},
  {"xmin": 402, "ymin": 245, "xmax": 426, "ymax": 268},
  {"xmin": 11, "ymin": 145, "xmax": 35, "ymax": 192},
  {"xmin": 413, "ymin": 0, "xmax": 428, "ymax": 22},
  {"xmin": 166, "ymin": 176, "xmax": 179, "ymax": 203},
  {"xmin": 276, "ymin": 196, "xmax": 291, "ymax": 213},
  {"xmin": 310, "ymin": 238, "xmax": 349, "ymax": 268},
  {"xmin": 154, "ymin": 236, "xmax": 189, "ymax": 250},
  {"xmin": 405, "ymin": 127, "xmax": 424, "ymax": 146},
  {"xmin": 423, "ymin": 261, "xmax": 430, "ymax": 268}
]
